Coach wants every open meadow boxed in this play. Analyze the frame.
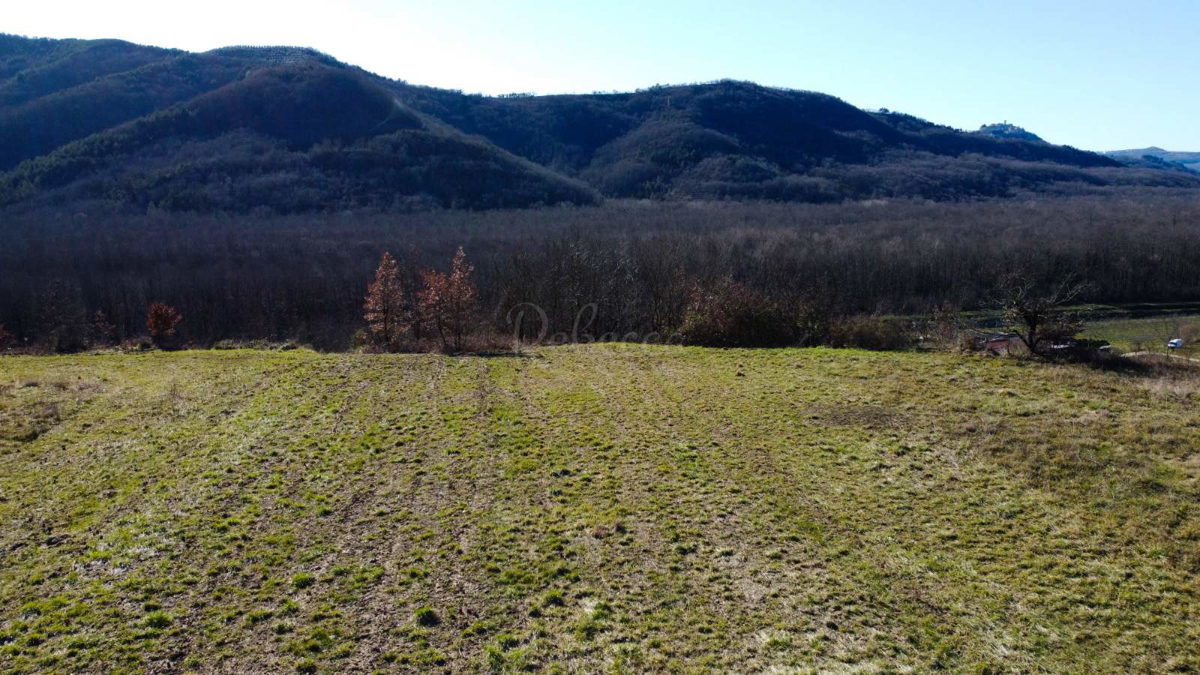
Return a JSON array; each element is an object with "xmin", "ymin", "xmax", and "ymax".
[
  {"xmin": 1082, "ymin": 313, "xmax": 1200, "ymax": 357},
  {"xmin": 4, "ymin": 9, "xmax": 1200, "ymax": 674},
  {"xmin": 1, "ymin": 346, "xmax": 1199, "ymax": 673}
]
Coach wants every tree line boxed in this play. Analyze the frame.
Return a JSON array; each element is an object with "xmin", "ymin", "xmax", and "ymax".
[{"xmin": 2, "ymin": 195, "xmax": 1199, "ymax": 352}]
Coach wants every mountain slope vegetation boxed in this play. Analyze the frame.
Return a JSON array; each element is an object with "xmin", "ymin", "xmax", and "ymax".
[
  {"xmin": 0, "ymin": 35, "xmax": 174, "ymax": 107},
  {"xmin": 0, "ymin": 42, "xmax": 598, "ymax": 212},
  {"xmin": 399, "ymin": 81, "xmax": 1166, "ymax": 201},
  {"xmin": 1, "ymin": 34, "xmax": 1197, "ymax": 213}
]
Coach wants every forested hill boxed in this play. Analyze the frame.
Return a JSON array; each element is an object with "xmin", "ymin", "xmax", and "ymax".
[{"xmin": 2, "ymin": 34, "xmax": 1198, "ymax": 213}]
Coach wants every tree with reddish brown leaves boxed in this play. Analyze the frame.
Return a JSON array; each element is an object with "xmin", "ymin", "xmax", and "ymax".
[
  {"xmin": 364, "ymin": 252, "xmax": 411, "ymax": 348},
  {"xmin": 146, "ymin": 303, "xmax": 182, "ymax": 347},
  {"xmin": 418, "ymin": 247, "xmax": 478, "ymax": 352},
  {"xmin": 0, "ymin": 324, "xmax": 11, "ymax": 351}
]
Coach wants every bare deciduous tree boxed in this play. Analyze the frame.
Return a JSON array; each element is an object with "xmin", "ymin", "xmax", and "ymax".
[
  {"xmin": 91, "ymin": 310, "xmax": 116, "ymax": 347},
  {"xmin": 996, "ymin": 272, "xmax": 1085, "ymax": 356}
]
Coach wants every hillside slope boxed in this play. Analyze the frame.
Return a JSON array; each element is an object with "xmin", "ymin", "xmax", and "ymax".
[
  {"xmin": 0, "ymin": 42, "xmax": 598, "ymax": 212},
  {"xmin": 1, "ymin": 34, "xmax": 1198, "ymax": 212},
  {"xmin": 1107, "ymin": 147, "xmax": 1200, "ymax": 174},
  {"xmin": 1, "ymin": 347, "xmax": 1198, "ymax": 671},
  {"xmin": 397, "ymin": 80, "xmax": 1171, "ymax": 201},
  {"xmin": 0, "ymin": 35, "xmax": 175, "ymax": 108}
]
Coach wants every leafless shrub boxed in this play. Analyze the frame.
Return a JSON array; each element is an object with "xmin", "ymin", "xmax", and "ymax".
[{"xmin": 829, "ymin": 315, "xmax": 916, "ymax": 351}]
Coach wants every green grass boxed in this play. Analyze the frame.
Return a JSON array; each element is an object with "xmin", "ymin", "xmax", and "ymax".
[
  {"xmin": 1, "ymin": 346, "xmax": 1198, "ymax": 672},
  {"xmin": 1082, "ymin": 314, "xmax": 1199, "ymax": 355}
]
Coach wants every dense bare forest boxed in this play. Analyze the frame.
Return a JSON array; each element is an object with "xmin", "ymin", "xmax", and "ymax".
[
  {"xmin": 3, "ymin": 195, "xmax": 1199, "ymax": 351},
  {"xmin": 3, "ymin": 35, "xmax": 1200, "ymax": 352}
]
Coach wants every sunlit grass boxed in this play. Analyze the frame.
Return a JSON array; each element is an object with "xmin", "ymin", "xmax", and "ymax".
[
  {"xmin": 0, "ymin": 347, "xmax": 1197, "ymax": 672},
  {"xmin": 1083, "ymin": 314, "xmax": 1199, "ymax": 355}
]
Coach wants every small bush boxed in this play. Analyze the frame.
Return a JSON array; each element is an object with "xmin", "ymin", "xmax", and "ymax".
[
  {"xmin": 292, "ymin": 573, "xmax": 316, "ymax": 590},
  {"xmin": 829, "ymin": 315, "xmax": 915, "ymax": 351},
  {"xmin": 680, "ymin": 277, "xmax": 797, "ymax": 348},
  {"xmin": 118, "ymin": 337, "xmax": 154, "ymax": 352}
]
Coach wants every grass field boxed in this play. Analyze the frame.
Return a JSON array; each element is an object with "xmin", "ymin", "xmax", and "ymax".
[
  {"xmin": 1082, "ymin": 314, "xmax": 1200, "ymax": 356},
  {"xmin": 1, "ymin": 347, "xmax": 1199, "ymax": 673}
]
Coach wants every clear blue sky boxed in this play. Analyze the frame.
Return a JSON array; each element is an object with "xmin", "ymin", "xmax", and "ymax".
[{"xmin": 7, "ymin": 0, "xmax": 1198, "ymax": 150}]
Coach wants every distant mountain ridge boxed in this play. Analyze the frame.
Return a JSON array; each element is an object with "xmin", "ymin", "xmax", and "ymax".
[
  {"xmin": 1, "ymin": 34, "xmax": 1197, "ymax": 213},
  {"xmin": 1105, "ymin": 147, "xmax": 1200, "ymax": 174}
]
